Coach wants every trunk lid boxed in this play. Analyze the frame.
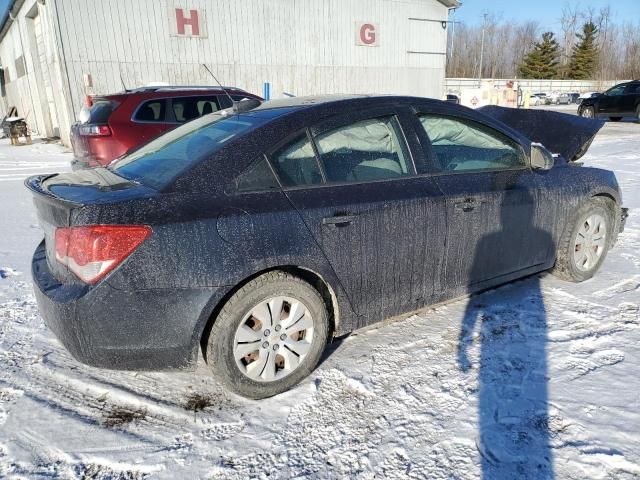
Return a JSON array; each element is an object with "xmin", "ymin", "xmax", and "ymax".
[
  {"xmin": 25, "ymin": 169, "xmax": 155, "ymax": 282},
  {"xmin": 478, "ymin": 106, "xmax": 605, "ymax": 161}
]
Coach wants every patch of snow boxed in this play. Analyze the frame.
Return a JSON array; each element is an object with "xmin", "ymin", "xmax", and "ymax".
[{"xmin": 0, "ymin": 123, "xmax": 639, "ymax": 478}]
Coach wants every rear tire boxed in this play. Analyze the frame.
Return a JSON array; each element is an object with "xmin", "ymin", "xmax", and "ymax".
[
  {"xmin": 551, "ymin": 197, "xmax": 615, "ymax": 282},
  {"xmin": 609, "ymin": 117, "xmax": 623, "ymax": 121},
  {"xmin": 206, "ymin": 271, "xmax": 329, "ymax": 399}
]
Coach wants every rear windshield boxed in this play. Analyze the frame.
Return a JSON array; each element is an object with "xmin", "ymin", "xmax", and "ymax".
[
  {"xmin": 84, "ymin": 99, "xmax": 118, "ymax": 124},
  {"xmin": 110, "ymin": 107, "xmax": 290, "ymax": 189}
]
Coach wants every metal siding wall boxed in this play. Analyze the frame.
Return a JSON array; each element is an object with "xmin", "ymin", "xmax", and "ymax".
[{"xmin": 49, "ymin": 0, "xmax": 450, "ymax": 143}]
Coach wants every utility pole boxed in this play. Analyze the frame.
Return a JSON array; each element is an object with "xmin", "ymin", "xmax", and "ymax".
[
  {"xmin": 449, "ymin": 8, "xmax": 457, "ymax": 61},
  {"xmin": 478, "ymin": 12, "xmax": 487, "ymax": 88}
]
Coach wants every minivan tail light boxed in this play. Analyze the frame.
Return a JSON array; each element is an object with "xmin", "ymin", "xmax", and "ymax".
[
  {"xmin": 79, "ymin": 125, "xmax": 111, "ymax": 136},
  {"xmin": 55, "ymin": 225, "xmax": 152, "ymax": 284}
]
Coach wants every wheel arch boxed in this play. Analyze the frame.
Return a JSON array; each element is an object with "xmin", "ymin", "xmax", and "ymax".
[
  {"xmin": 198, "ymin": 265, "xmax": 340, "ymax": 363},
  {"xmin": 592, "ymin": 192, "xmax": 617, "ymax": 204}
]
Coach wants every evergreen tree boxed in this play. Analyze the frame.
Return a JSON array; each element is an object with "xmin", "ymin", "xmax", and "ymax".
[
  {"xmin": 518, "ymin": 32, "xmax": 560, "ymax": 79},
  {"xmin": 568, "ymin": 22, "xmax": 599, "ymax": 79}
]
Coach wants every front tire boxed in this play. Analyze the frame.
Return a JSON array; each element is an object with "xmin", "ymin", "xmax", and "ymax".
[
  {"xmin": 580, "ymin": 106, "xmax": 595, "ymax": 118},
  {"xmin": 206, "ymin": 271, "xmax": 329, "ymax": 399},
  {"xmin": 551, "ymin": 198, "xmax": 615, "ymax": 282}
]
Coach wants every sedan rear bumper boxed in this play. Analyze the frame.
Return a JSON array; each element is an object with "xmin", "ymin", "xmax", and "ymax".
[{"xmin": 32, "ymin": 240, "xmax": 221, "ymax": 370}]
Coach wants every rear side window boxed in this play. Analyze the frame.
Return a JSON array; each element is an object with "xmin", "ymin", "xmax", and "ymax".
[
  {"xmin": 315, "ymin": 116, "xmax": 410, "ymax": 183},
  {"xmin": 172, "ymin": 96, "xmax": 220, "ymax": 122},
  {"xmin": 111, "ymin": 110, "xmax": 285, "ymax": 189},
  {"xmin": 270, "ymin": 134, "xmax": 323, "ymax": 187},
  {"xmin": 418, "ymin": 114, "xmax": 525, "ymax": 172},
  {"xmin": 133, "ymin": 99, "xmax": 167, "ymax": 122},
  {"xmin": 237, "ymin": 157, "xmax": 279, "ymax": 192}
]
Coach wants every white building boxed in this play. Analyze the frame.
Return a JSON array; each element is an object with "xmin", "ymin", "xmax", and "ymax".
[{"xmin": 0, "ymin": 0, "xmax": 459, "ymax": 145}]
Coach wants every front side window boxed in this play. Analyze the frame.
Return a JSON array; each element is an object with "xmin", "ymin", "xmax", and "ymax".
[
  {"xmin": 133, "ymin": 99, "xmax": 166, "ymax": 122},
  {"xmin": 606, "ymin": 85, "xmax": 626, "ymax": 96},
  {"xmin": 625, "ymin": 83, "xmax": 640, "ymax": 94},
  {"xmin": 418, "ymin": 114, "xmax": 525, "ymax": 172},
  {"xmin": 315, "ymin": 116, "xmax": 410, "ymax": 183},
  {"xmin": 270, "ymin": 134, "xmax": 322, "ymax": 187}
]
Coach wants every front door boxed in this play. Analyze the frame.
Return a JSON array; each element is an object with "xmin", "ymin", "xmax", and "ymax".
[
  {"xmin": 267, "ymin": 111, "xmax": 446, "ymax": 325},
  {"xmin": 621, "ymin": 83, "xmax": 640, "ymax": 116},
  {"xmin": 413, "ymin": 112, "xmax": 545, "ymax": 293},
  {"xmin": 598, "ymin": 84, "xmax": 627, "ymax": 116}
]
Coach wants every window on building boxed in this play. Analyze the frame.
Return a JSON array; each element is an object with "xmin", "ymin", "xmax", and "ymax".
[
  {"xmin": 15, "ymin": 56, "xmax": 26, "ymax": 78},
  {"xmin": 133, "ymin": 99, "xmax": 167, "ymax": 122},
  {"xmin": 314, "ymin": 116, "xmax": 411, "ymax": 183},
  {"xmin": 0, "ymin": 68, "xmax": 7, "ymax": 97},
  {"xmin": 417, "ymin": 114, "xmax": 525, "ymax": 172}
]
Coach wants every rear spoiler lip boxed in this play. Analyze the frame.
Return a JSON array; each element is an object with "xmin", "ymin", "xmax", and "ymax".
[{"xmin": 24, "ymin": 174, "xmax": 83, "ymax": 208}]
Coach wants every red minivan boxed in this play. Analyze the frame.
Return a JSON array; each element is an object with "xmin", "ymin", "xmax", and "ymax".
[{"xmin": 70, "ymin": 86, "xmax": 261, "ymax": 169}]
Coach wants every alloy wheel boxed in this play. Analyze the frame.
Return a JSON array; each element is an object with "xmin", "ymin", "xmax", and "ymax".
[{"xmin": 581, "ymin": 108, "xmax": 594, "ymax": 118}]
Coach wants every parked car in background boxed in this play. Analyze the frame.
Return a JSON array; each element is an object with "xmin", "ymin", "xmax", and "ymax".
[
  {"xmin": 445, "ymin": 93, "xmax": 460, "ymax": 104},
  {"xmin": 530, "ymin": 93, "xmax": 547, "ymax": 106},
  {"xmin": 578, "ymin": 81, "xmax": 640, "ymax": 121},
  {"xmin": 556, "ymin": 93, "xmax": 571, "ymax": 105},
  {"xmin": 567, "ymin": 92, "xmax": 580, "ymax": 104},
  {"xmin": 546, "ymin": 91, "xmax": 561, "ymax": 104},
  {"xmin": 28, "ymin": 95, "xmax": 626, "ymax": 399},
  {"xmin": 70, "ymin": 86, "xmax": 262, "ymax": 169}
]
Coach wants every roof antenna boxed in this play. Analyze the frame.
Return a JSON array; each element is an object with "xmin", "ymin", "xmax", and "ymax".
[
  {"xmin": 202, "ymin": 63, "xmax": 237, "ymax": 113},
  {"xmin": 119, "ymin": 70, "xmax": 129, "ymax": 92}
]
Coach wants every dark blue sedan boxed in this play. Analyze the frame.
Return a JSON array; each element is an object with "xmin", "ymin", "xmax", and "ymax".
[{"xmin": 27, "ymin": 96, "xmax": 626, "ymax": 398}]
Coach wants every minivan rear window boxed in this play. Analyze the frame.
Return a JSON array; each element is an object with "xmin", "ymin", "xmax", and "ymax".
[{"xmin": 111, "ymin": 107, "xmax": 292, "ymax": 189}]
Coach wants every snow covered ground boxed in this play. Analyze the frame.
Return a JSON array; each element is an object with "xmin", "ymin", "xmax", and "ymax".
[{"xmin": 0, "ymin": 120, "xmax": 639, "ymax": 479}]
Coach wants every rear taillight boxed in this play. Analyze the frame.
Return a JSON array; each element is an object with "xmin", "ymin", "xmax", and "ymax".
[
  {"xmin": 79, "ymin": 125, "xmax": 111, "ymax": 136},
  {"xmin": 55, "ymin": 225, "xmax": 151, "ymax": 284}
]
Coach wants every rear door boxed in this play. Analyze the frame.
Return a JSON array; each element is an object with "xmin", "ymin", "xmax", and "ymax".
[
  {"xmin": 267, "ymin": 107, "xmax": 446, "ymax": 324},
  {"xmin": 412, "ymin": 109, "xmax": 550, "ymax": 292}
]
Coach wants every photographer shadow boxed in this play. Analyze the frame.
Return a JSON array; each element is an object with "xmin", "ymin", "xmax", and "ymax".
[{"xmin": 458, "ymin": 190, "xmax": 555, "ymax": 479}]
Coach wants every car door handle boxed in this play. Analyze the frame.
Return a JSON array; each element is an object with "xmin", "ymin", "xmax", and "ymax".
[
  {"xmin": 454, "ymin": 199, "xmax": 484, "ymax": 212},
  {"xmin": 322, "ymin": 214, "xmax": 358, "ymax": 226}
]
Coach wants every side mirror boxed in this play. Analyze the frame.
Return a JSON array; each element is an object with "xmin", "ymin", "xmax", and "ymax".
[{"xmin": 531, "ymin": 143, "xmax": 554, "ymax": 170}]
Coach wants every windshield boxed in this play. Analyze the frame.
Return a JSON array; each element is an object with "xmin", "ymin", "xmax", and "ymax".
[{"xmin": 111, "ymin": 108, "xmax": 286, "ymax": 189}]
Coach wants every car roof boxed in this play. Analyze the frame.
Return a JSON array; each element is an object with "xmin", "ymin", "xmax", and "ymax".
[
  {"xmin": 241, "ymin": 94, "xmax": 528, "ymax": 142},
  {"xmin": 250, "ymin": 94, "xmax": 463, "ymax": 112},
  {"xmin": 98, "ymin": 86, "xmax": 258, "ymax": 101}
]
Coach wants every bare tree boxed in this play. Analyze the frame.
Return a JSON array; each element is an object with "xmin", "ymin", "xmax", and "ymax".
[
  {"xmin": 559, "ymin": 3, "xmax": 580, "ymax": 77},
  {"xmin": 445, "ymin": 3, "xmax": 639, "ymax": 80}
]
